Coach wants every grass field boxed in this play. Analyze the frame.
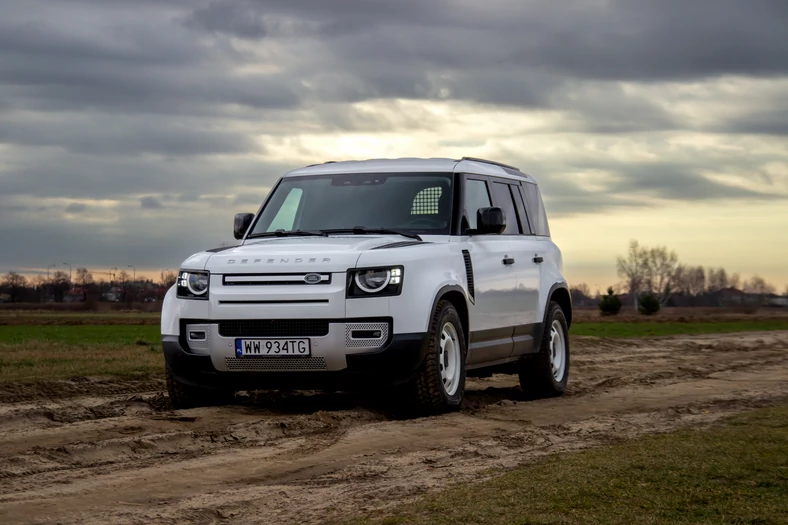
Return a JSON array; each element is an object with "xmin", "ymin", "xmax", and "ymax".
[
  {"xmin": 1, "ymin": 312, "xmax": 787, "ymax": 383},
  {"xmin": 570, "ymin": 319, "xmax": 788, "ymax": 337},
  {"xmin": 345, "ymin": 405, "xmax": 788, "ymax": 525},
  {"xmin": 0, "ymin": 325, "xmax": 161, "ymax": 382}
]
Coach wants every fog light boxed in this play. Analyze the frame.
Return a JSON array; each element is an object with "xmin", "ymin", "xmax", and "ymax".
[{"xmin": 189, "ymin": 331, "xmax": 206, "ymax": 341}]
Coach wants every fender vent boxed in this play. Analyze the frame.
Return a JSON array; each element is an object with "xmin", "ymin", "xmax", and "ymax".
[{"xmin": 462, "ymin": 250, "xmax": 475, "ymax": 302}]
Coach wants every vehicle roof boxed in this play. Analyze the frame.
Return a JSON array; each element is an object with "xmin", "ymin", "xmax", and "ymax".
[{"xmin": 284, "ymin": 157, "xmax": 536, "ymax": 183}]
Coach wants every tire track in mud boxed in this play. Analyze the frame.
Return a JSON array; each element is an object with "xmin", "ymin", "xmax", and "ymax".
[{"xmin": 0, "ymin": 331, "xmax": 786, "ymax": 525}]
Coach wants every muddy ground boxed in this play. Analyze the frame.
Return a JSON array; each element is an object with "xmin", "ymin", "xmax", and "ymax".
[{"xmin": 1, "ymin": 331, "xmax": 786, "ymax": 524}]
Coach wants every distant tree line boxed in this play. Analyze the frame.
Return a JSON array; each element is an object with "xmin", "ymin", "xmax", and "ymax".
[
  {"xmin": 0, "ymin": 269, "xmax": 178, "ymax": 304},
  {"xmin": 570, "ymin": 240, "xmax": 786, "ymax": 314}
]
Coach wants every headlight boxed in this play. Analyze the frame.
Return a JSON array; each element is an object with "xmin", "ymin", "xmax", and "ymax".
[
  {"xmin": 348, "ymin": 267, "xmax": 403, "ymax": 298},
  {"xmin": 177, "ymin": 270, "xmax": 210, "ymax": 300}
]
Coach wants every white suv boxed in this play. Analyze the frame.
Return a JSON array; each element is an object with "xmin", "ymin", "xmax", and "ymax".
[{"xmin": 161, "ymin": 157, "xmax": 571, "ymax": 414}]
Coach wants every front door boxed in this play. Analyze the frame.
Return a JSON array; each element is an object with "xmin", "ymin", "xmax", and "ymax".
[{"xmin": 463, "ymin": 177, "xmax": 517, "ymax": 365}]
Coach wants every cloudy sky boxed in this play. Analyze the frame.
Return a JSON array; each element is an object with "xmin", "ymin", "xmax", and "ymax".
[{"xmin": 1, "ymin": 0, "xmax": 787, "ymax": 291}]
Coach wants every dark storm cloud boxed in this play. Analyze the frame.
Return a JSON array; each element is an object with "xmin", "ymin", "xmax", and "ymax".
[
  {"xmin": 1, "ymin": 0, "xmax": 787, "ymax": 272},
  {"xmin": 140, "ymin": 196, "xmax": 164, "ymax": 209},
  {"xmin": 0, "ymin": 115, "xmax": 259, "ymax": 156},
  {"xmin": 65, "ymin": 203, "xmax": 86, "ymax": 213}
]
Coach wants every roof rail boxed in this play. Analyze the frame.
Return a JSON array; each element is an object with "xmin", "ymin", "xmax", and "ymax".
[{"xmin": 460, "ymin": 157, "xmax": 520, "ymax": 171}]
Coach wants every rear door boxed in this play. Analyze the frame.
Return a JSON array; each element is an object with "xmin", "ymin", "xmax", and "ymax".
[
  {"xmin": 489, "ymin": 178, "xmax": 541, "ymax": 356},
  {"xmin": 463, "ymin": 176, "xmax": 517, "ymax": 365}
]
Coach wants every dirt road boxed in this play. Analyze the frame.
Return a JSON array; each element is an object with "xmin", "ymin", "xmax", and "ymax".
[{"xmin": 1, "ymin": 331, "xmax": 786, "ymax": 524}]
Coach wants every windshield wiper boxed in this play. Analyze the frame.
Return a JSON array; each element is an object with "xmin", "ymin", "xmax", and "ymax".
[
  {"xmin": 247, "ymin": 229, "xmax": 327, "ymax": 239},
  {"xmin": 321, "ymin": 227, "xmax": 422, "ymax": 241}
]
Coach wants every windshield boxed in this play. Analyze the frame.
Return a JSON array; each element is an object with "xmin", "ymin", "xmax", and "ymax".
[{"xmin": 250, "ymin": 173, "xmax": 454, "ymax": 236}]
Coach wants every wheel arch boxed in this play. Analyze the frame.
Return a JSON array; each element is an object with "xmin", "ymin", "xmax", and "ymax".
[
  {"xmin": 430, "ymin": 285, "xmax": 470, "ymax": 344},
  {"xmin": 547, "ymin": 282, "xmax": 572, "ymax": 328}
]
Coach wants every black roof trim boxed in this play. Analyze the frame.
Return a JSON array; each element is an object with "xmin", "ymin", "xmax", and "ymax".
[{"xmin": 460, "ymin": 157, "xmax": 521, "ymax": 171}]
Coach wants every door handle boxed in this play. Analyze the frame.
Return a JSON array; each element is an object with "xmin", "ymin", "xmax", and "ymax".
[
  {"xmin": 503, "ymin": 257, "xmax": 515, "ymax": 265},
  {"xmin": 533, "ymin": 256, "xmax": 544, "ymax": 263}
]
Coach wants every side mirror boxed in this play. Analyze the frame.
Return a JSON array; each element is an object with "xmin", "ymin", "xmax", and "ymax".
[
  {"xmin": 233, "ymin": 213, "xmax": 254, "ymax": 240},
  {"xmin": 476, "ymin": 207, "xmax": 506, "ymax": 234}
]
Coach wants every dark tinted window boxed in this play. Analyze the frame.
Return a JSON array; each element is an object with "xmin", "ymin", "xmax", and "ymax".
[
  {"xmin": 491, "ymin": 181, "xmax": 521, "ymax": 234},
  {"xmin": 521, "ymin": 183, "xmax": 550, "ymax": 236},
  {"xmin": 511, "ymin": 185, "xmax": 532, "ymax": 234},
  {"xmin": 464, "ymin": 179, "xmax": 492, "ymax": 230}
]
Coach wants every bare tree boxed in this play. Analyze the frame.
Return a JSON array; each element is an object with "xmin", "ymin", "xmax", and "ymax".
[
  {"xmin": 160, "ymin": 270, "xmax": 177, "ymax": 289},
  {"xmin": 2, "ymin": 272, "xmax": 28, "ymax": 302},
  {"xmin": 48, "ymin": 270, "xmax": 71, "ymax": 302},
  {"xmin": 674, "ymin": 265, "xmax": 706, "ymax": 297},
  {"xmin": 784, "ymin": 284, "xmax": 788, "ymax": 297},
  {"xmin": 707, "ymin": 267, "xmax": 727, "ymax": 293},
  {"xmin": 571, "ymin": 282, "xmax": 591, "ymax": 297},
  {"xmin": 75, "ymin": 268, "xmax": 94, "ymax": 287},
  {"xmin": 687, "ymin": 266, "xmax": 706, "ymax": 296},
  {"xmin": 570, "ymin": 283, "xmax": 592, "ymax": 305},
  {"xmin": 616, "ymin": 240, "xmax": 649, "ymax": 310},
  {"xmin": 644, "ymin": 246, "xmax": 679, "ymax": 304},
  {"xmin": 117, "ymin": 269, "xmax": 131, "ymax": 283},
  {"xmin": 743, "ymin": 276, "xmax": 775, "ymax": 296},
  {"xmin": 729, "ymin": 273, "xmax": 741, "ymax": 290},
  {"xmin": 617, "ymin": 241, "xmax": 679, "ymax": 308}
]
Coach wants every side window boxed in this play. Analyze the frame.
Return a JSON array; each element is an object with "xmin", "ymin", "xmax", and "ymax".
[
  {"xmin": 490, "ymin": 181, "xmax": 521, "ymax": 234},
  {"xmin": 512, "ymin": 185, "xmax": 532, "ymax": 234},
  {"xmin": 411, "ymin": 186, "xmax": 441, "ymax": 215},
  {"xmin": 521, "ymin": 183, "xmax": 550, "ymax": 236},
  {"xmin": 463, "ymin": 179, "xmax": 491, "ymax": 230},
  {"xmin": 266, "ymin": 188, "xmax": 303, "ymax": 231}
]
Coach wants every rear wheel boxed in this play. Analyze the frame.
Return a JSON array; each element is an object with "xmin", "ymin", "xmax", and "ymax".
[
  {"xmin": 406, "ymin": 300, "xmax": 467, "ymax": 415},
  {"xmin": 165, "ymin": 363, "xmax": 234, "ymax": 409},
  {"xmin": 519, "ymin": 301, "xmax": 570, "ymax": 398}
]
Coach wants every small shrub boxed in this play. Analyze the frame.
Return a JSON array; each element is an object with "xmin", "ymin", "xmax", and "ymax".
[
  {"xmin": 638, "ymin": 293, "xmax": 661, "ymax": 315},
  {"xmin": 599, "ymin": 287, "xmax": 622, "ymax": 316}
]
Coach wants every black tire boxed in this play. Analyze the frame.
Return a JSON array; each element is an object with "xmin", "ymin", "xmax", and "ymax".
[
  {"xmin": 165, "ymin": 363, "xmax": 234, "ymax": 409},
  {"xmin": 519, "ymin": 301, "xmax": 570, "ymax": 398},
  {"xmin": 406, "ymin": 300, "xmax": 467, "ymax": 415}
]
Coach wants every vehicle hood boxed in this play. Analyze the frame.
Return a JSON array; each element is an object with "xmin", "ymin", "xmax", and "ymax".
[{"xmin": 199, "ymin": 235, "xmax": 410, "ymax": 274}]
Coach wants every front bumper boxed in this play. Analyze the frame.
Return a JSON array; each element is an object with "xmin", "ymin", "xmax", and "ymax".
[{"xmin": 162, "ymin": 330, "xmax": 429, "ymax": 391}]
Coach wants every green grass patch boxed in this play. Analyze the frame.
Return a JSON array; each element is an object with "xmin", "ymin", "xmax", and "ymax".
[
  {"xmin": 0, "ymin": 342, "xmax": 163, "ymax": 382},
  {"xmin": 346, "ymin": 406, "xmax": 788, "ymax": 525},
  {"xmin": 0, "ymin": 325, "xmax": 163, "ymax": 382},
  {"xmin": 571, "ymin": 319, "xmax": 788, "ymax": 338},
  {"xmin": 0, "ymin": 325, "xmax": 160, "ymax": 345}
]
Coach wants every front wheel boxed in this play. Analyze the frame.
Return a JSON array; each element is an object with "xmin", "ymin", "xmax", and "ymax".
[
  {"xmin": 406, "ymin": 300, "xmax": 467, "ymax": 415},
  {"xmin": 519, "ymin": 301, "xmax": 570, "ymax": 398}
]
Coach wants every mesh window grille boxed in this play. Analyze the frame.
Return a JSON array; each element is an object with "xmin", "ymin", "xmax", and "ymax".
[{"xmin": 411, "ymin": 187, "xmax": 442, "ymax": 215}]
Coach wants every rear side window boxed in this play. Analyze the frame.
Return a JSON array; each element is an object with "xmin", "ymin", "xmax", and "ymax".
[
  {"xmin": 490, "ymin": 181, "xmax": 522, "ymax": 234},
  {"xmin": 521, "ymin": 183, "xmax": 550, "ymax": 237}
]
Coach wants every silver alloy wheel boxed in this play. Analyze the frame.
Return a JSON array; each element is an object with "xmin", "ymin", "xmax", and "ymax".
[
  {"xmin": 549, "ymin": 319, "xmax": 567, "ymax": 382},
  {"xmin": 439, "ymin": 322, "xmax": 461, "ymax": 396}
]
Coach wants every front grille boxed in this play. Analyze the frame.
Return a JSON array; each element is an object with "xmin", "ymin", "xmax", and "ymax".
[
  {"xmin": 218, "ymin": 319, "xmax": 330, "ymax": 338},
  {"xmin": 224, "ymin": 356, "xmax": 327, "ymax": 371},
  {"xmin": 222, "ymin": 273, "xmax": 331, "ymax": 286}
]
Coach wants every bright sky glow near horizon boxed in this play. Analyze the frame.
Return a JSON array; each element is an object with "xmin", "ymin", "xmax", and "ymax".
[{"xmin": 1, "ymin": 0, "xmax": 787, "ymax": 291}]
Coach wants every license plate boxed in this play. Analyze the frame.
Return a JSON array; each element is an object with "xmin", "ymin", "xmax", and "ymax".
[{"xmin": 235, "ymin": 338, "xmax": 311, "ymax": 357}]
